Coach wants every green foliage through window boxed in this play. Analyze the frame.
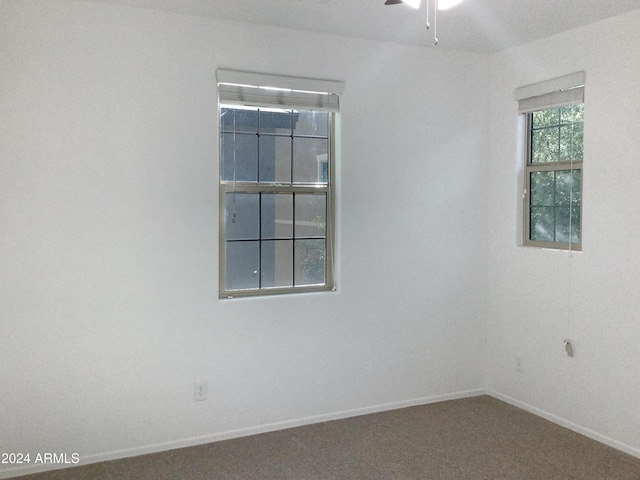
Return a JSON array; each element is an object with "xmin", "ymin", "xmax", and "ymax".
[{"xmin": 526, "ymin": 104, "xmax": 583, "ymax": 248}]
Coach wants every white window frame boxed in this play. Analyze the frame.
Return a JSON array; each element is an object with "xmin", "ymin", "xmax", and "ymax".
[
  {"xmin": 217, "ymin": 70, "xmax": 343, "ymax": 298},
  {"xmin": 516, "ymin": 72, "xmax": 585, "ymax": 251}
]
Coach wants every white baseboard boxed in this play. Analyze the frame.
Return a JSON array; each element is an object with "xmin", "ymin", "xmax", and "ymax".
[
  {"xmin": 0, "ymin": 388, "xmax": 486, "ymax": 479},
  {"xmin": 489, "ymin": 390, "xmax": 640, "ymax": 460}
]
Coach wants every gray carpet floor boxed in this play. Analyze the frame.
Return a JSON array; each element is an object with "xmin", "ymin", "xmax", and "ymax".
[{"xmin": 11, "ymin": 395, "xmax": 640, "ymax": 479}]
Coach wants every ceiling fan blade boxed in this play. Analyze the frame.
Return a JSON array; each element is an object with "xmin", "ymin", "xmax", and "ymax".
[{"xmin": 384, "ymin": 0, "xmax": 404, "ymax": 5}]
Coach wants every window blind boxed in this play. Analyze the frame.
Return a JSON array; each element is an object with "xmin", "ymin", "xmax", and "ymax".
[
  {"xmin": 217, "ymin": 70, "xmax": 344, "ymax": 112},
  {"xmin": 515, "ymin": 71, "xmax": 585, "ymax": 114}
]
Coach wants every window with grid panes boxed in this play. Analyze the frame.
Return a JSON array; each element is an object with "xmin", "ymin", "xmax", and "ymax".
[
  {"xmin": 217, "ymin": 71, "xmax": 342, "ymax": 298},
  {"xmin": 524, "ymin": 104, "xmax": 583, "ymax": 249},
  {"xmin": 516, "ymin": 72, "xmax": 585, "ymax": 250}
]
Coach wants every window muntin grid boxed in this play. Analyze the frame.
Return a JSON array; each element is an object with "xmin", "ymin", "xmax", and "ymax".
[
  {"xmin": 524, "ymin": 104, "xmax": 583, "ymax": 249},
  {"xmin": 219, "ymin": 106, "xmax": 334, "ymax": 297}
]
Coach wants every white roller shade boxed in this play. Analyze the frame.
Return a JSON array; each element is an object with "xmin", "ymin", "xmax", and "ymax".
[
  {"xmin": 515, "ymin": 72, "xmax": 585, "ymax": 114},
  {"xmin": 217, "ymin": 70, "xmax": 344, "ymax": 112}
]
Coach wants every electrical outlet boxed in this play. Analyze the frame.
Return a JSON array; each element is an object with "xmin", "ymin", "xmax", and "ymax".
[
  {"xmin": 515, "ymin": 356, "xmax": 523, "ymax": 373},
  {"xmin": 194, "ymin": 381, "xmax": 207, "ymax": 401}
]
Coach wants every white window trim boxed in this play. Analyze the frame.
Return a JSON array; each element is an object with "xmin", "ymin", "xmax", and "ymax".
[
  {"xmin": 217, "ymin": 70, "xmax": 342, "ymax": 298},
  {"xmin": 516, "ymin": 72, "xmax": 585, "ymax": 251}
]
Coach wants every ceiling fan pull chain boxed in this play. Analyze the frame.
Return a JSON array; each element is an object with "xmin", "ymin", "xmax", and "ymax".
[
  {"xmin": 426, "ymin": 0, "xmax": 430, "ymax": 29},
  {"xmin": 433, "ymin": 0, "xmax": 438, "ymax": 45}
]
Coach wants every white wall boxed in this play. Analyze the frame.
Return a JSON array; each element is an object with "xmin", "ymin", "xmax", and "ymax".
[
  {"xmin": 487, "ymin": 10, "xmax": 640, "ymax": 457},
  {"xmin": 0, "ymin": 0, "xmax": 489, "ymax": 476}
]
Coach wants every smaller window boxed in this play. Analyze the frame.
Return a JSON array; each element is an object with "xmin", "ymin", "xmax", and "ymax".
[
  {"xmin": 516, "ymin": 72, "xmax": 585, "ymax": 251},
  {"xmin": 524, "ymin": 104, "xmax": 583, "ymax": 249}
]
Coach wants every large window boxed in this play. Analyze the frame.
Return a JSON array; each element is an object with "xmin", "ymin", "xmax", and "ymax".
[
  {"xmin": 217, "ymin": 70, "xmax": 343, "ymax": 298},
  {"xmin": 516, "ymin": 72, "xmax": 585, "ymax": 250}
]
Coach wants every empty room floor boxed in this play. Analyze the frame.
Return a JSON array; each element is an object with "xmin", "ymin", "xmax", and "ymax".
[{"xmin": 10, "ymin": 396, "xmax": 640, "ymax": 480}]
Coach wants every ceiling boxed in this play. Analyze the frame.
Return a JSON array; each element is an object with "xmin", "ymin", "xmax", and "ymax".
[{"xmin": 88, "ymin": 0, "xmax": 640, "ymax": 53}]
